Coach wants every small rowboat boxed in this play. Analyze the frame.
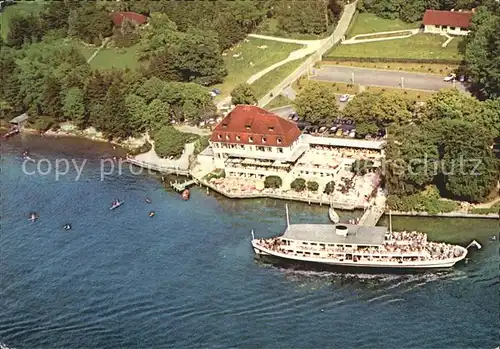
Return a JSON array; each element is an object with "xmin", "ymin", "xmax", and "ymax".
[
  {"xmin": 328, "ymin": 207, "xmax": 339, "ymax": 224},
  {"xmin": 109, "ymin": 201, "xmax": 124, "ymax": 210}
]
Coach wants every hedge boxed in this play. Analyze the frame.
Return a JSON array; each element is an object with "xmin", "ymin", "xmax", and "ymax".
[{"xmin": 322, "ymin": 56, "xmax": 463, "ymax": 65}]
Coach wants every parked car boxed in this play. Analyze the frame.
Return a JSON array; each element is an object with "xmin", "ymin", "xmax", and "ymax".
[
  {"xmin": 443, "ymin": 73, "xmax": 456, "ymax": 82},
  {"xmin": 339, "ymin": 94, "xmax": 350, "ymax": 102}
]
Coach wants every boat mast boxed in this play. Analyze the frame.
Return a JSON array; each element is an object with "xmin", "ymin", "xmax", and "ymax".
[
  {"xmin": 285, "ymin": 204, "xmax": 290, "ymax": 229},
  {"xmin": 389, "ymin": 210, "xmax": 393, "ymax": 234}
]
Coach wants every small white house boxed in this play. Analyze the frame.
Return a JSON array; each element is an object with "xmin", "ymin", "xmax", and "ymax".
[{"xmin": 422, "ymin": 9, "xmax": 473, "ymax": 36}]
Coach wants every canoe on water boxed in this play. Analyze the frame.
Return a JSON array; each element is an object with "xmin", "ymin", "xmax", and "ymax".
[
  {"xmin": 329, "ymin": 207, "xmax": 340, "ymax": 224},
  {"xmin": 109, "ymin": 201, "xmax": 124, "ymax": 210}
]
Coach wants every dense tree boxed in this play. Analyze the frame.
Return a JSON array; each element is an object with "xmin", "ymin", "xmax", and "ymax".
[
  {"xmin": 139, "ymin": 15, "xmax": 226, "ymax": 85},
  {"xmin": 40, "ymin": 0, "xmax": 79, "ymax": 35},
  {"xmin": 399, "ymin": 0, "xmax": 427, "ymax": 22},
  {"xmin": 291, "ymin": 178, "xmax": 307, "ymax": 192},
  {"xmin": 421, "ymin": 89, "xmax": 500, "ymax": 137},
  {"xmin": 464, "ymin": 6, "xmax": 500, "ymax": 99},
  {"xmin": 68, "ymin": 3, "xmax": 113, "ymax": 45},
  {"xmin": 342, "ymin": 91, "xmax": 413, "ymax": 137},
  {"xmin": 153, "ymin": 126, "xmax": 199, "ymax": 158},
  {"xmin": 307, "ymin": 181, "xmax": 319, "ymax": 192},
  {"xmin": 436, "ymin": 119, "xmax": 498, "ymax": 202},
  {"xmin": 172, "ymin": 28, "xmax": 227, "ymax": 85},
  {"xmin": 264, "ymin": 175, "xmax": 282, "ymax": 189},
  {"xmin": 7, "ymin": 14, "xmax": 44, "ymax": 48},
  {"xmin": 231, "ymin": 83, "xmax": 258, "ymax": 105},
  {"xmin": 294, "ymin": 81, "xmax": 340, "ymax": 125},
  {"xmin": 323, "ymin": 181, "xmax": 336, "ymax": 194},
  {"xmin": 384, "ymin": 124, "xmax": 440, "ymax": 196},
  {"xmin": 274, "ymin": 0, "xmax": 334, "ymax": 35},
  {"xmin": 62, "ymin": 87, "xmax": 86, "ymax": 126}
]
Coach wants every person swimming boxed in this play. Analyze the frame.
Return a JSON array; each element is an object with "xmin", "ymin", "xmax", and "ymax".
[{"xmin": 149, "ymin": 211, "xmax": 155, "ymax": 218}]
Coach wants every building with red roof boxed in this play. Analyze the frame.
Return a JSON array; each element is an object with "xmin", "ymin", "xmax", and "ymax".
[
  {"xmin": 209, "ymin": 105, "xmax": 308, "ymax": 174},
  {"xmin": 422, "ymin": 9, "xmax": 473, "ymax": 36},
  {"xmin": 111, "ymin": 12, "xmax": 148, "ymax": 27},
  {"xmin": 199, "ymin": 105, "xmax": 386, "ymax": 189}
]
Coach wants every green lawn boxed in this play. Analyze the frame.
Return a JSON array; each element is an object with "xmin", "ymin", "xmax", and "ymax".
[
  {"xmin": 328, "ymin": 34, "xmax": 464, "ymax": 60},
  {"xmin": 69, "ymin": 40, "xmax": 97, "ymax": 61},
  {"xmin": 252, "ymin": 57, "xmax": 308, "ymax": 99},
  {"xmin": 347, "ymin": 13, "xmax": 419, "ymax": 38},
  {"xmin": 256, "ymin": 17, "xmax": 331, "ymax": 40},
  {"xmin": 266, "ymin": 95, "xmax": 293, "ymax": 110},
  {"xmin": 294, "ymin": 78, "xmax": 435, "ymax": 101},
  {"xmin": 1, "ymin": 1, "xmax": 46, "ymax": 40},
  {"xmin": 88, "ymin": 44, "xmax": 141, "ymax": 70},
  {"xmin": 213, "ymin": 38, "xmax": 301, "ymax": 99}
]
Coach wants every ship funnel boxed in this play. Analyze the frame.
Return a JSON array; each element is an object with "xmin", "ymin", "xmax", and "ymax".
[{"xmin": 335, "ymin": 225, "xmax": 348, "ymax": 237}]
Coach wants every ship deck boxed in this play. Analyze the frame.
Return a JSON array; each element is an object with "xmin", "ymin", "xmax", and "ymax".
[{"xmin": 282, "ymin": 223, "xmax": 388, "ymax": 246}]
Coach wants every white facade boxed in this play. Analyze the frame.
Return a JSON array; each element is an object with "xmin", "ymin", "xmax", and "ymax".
[
  {"xmin": 423, "ymin": 24, "xmax": 469, "ymax": 36},
  {"xmin": 210, "ymin": 135, "xmax": 308, "ymax": 168}
]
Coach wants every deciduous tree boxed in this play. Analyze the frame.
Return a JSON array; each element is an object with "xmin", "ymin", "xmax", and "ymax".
[
  {"xmin": 294, "ymin": 81, "xmax": 340, "ymax": 125},
  {"xmin": 231, "ymin": 83, "xmax": 257, "ymax": 105}
]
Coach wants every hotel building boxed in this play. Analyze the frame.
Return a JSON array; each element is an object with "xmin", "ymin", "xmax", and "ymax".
[{"xmin": 198, "ymin": 105, "xmax": 385, "ymax": 190}]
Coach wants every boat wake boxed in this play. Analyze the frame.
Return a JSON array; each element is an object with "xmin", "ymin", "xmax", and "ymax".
[{"xmin": 0, "ymin": 343, "xmax": 16, "ymax": 349}]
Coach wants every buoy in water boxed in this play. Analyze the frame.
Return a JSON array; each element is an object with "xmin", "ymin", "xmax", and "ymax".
[{"xmin": 149, "ymin": 211, "xmax": 155, "ymax": 218}]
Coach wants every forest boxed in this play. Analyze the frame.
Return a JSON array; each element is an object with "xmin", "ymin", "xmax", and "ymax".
[{"xmin": 0, "ymin": 0, "xmax": 344, "ymax": 139}]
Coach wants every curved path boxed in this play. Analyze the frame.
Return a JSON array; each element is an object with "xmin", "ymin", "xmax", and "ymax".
[
  {"xmin": 217, "ymin": 1, "xmax": 358, "ymax": 109},
  {"xmin": 216, "ymin": 36, "xmax": 323, "ymax": 109}
]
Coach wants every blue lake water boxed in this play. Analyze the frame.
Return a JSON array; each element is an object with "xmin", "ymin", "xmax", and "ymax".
[{"xmin": 1, "ymin": 134, "xmax": 499, "ymax": 349}]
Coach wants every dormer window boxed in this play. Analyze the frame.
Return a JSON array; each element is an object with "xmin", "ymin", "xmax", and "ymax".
[
  {"xmin": 218, "ymin": 134, "xmax": 222, "ymax": 140},
  {"xmin": 248, "ymin": 136, "xmax": 254, "ymax": 143},
  {"xmin": 222, "ymin": 123, "xmax": 228, "ymax": 128},
  {"xmin": 236, "ymin": 135, "xmax": 241, "ymax": 141},
  {"xmin": 277, "ymin": 138, "xmax": 282, "ymax": 144},
  {"xmin": 245, "ymin": 125, "xmax": 251, "ymax": 130},
  {"xmin": 225, "ymin": 135, "xmax": 230, "ymax": 141},
  {"xmin": 268, "ymin": 127, "xmax": 274, "ymax": 132},
  {"xmin": 262, "ymin": 137, "xmax": 267, "ymax": 143}
]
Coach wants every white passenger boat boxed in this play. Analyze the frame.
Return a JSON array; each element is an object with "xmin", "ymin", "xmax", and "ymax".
[{"xmin": 251, "ymin": 205, "xmax": 479, "ymax": 270}]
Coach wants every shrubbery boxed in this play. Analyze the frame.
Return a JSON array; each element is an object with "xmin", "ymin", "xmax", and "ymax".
[
  {"xmin": 264, "ymin": 176, "xmax": 282, "ymax": 189},
  {"xmin": 152, "ymin": 126, "xmax": 199, "ymax": 158},
  {"xmin": 128, "ymin": 141, "xmax": 152, "ymax": 156},
  {"xmin": 323, "ymin": 181, "xmax": 336, "ymax": 194},
  {"xmin": 290, "ymin": 178, "xmax": 306, "ymax": 192},
  {"xmin": 307, "ymin": 181, "xmax": 319, "ymax": 192},
  {"xmin": 386, "ymin": 186, "xmax": 460, "ymax": 214},
  {"xmin": 205, "ymin": 169, "xmax": 225, "ymax": 181},
  {"xmin": 194, "ymin": 136, "xmax": 210, "ymax": 155}
]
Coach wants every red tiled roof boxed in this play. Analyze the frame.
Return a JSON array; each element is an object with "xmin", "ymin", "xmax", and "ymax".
[
  {"xmin": 111, "ymin": 12, "xmax": 148, "ymax": 27},
  {"xmin": 210, "ymin": 105, "xmax": 302, "ymax": 147},
  {"xmin": 422, "ymin": 10, "xmax": 473, "ymax": 28}
]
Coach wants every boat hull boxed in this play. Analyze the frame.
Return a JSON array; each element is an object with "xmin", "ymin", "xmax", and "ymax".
[{"xmin": 252, "ymin": 242, "xmax": 467, "ymax": 272}]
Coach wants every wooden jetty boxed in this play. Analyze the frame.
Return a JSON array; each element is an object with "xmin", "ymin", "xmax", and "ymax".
[
  {"xmin": 171, "ymin": 179, "xmax": 198, "ymax": 192},
  {"xmin": 125, "ymin": 157, "xmax": 190, "ymax": 176}
]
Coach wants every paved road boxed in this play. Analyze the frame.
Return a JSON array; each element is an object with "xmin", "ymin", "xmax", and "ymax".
[
  {"xmin": 269, "ymin": 94, "xmax": 349, "ymax": 117},
  {"xmin": 312, "ymin": 66, "xmax": 464, "ymax": 92}
]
